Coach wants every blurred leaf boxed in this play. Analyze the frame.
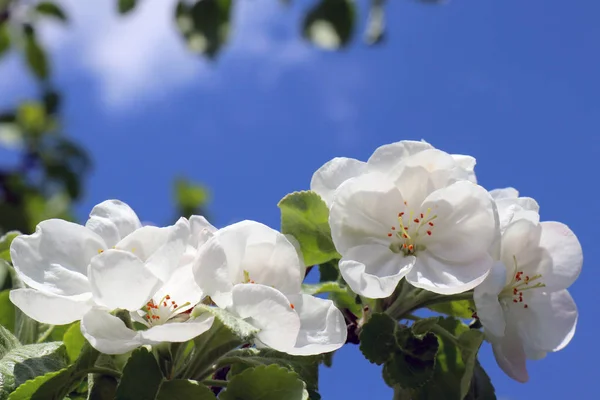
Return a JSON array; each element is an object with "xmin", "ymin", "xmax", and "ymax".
[
  {"xmin": 0, "ymin": 325, "xmax": 20, "ymax": 358},
  {"xmin": 0, "ymin": 290, "xmax": 15, "ymax": 333},
  {"xmin": 303, "ymin": 0, "xmax": 356, "ymax": 50},
  {"xmin": 0, "ymin": 231, "xmax": 19, "ymax": 262},
  {"xmin": 174, "ymin": 178, "xmax": 209, "ymax": 218},
  {"xmin": 115, "ymin": 348, "xmax": 163, "ymax": 400},
  {"xmin": 427, "ymin": 300, "xmax": 476, "ymax": 320},
  {"xmin": 365, "ymin": 0, "xmax": 385, "ymax": 44},
  {"xmin": 359, "ymin": 313, "xmax": 396, "ymax": 365},
  {"xmin": 35, "ymin": 2, "xmax": 67, "ymax": 22},
  {"xmin": 117, "ymin": 0, "xmax": 137, "ymax": 14},
  {"xmin": 176, "ymin": 0, "xmax": 232, "ymax": 58},
  {"xmin": 24, "ymin": 27, "xmax": 49, "ymax": 80},
  {"xmin": 42, "ymin": 91, "xmax": 61, "ymax": 115},
  {"xmin": 17, "ymin": 102, "xmax": 47, "ymax": 136},
  {"xmin": 278, "ymin": 191, "xmax": 339, "ymax": 266},
  {"xmin": 0, "ymin": 22, "xmax": 9, "ymax": 58},
  {"xmin": 193, "ymin": 305, "xmax": 258, "ymax": 342},
  {"xmin": 220, "ymin": 365, "xmax": 308, "ymax": 400},
  {"xmin": 156, "ymin": 380, "xmax": 216, "ymax": 400}
]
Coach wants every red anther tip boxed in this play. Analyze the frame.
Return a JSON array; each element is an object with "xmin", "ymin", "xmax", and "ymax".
[
  {"xmin": 387, "ymin": 233, "xmax": 393, "ymax": 237},
  {"xmin": 420, "ymin": 213, "xmax": 424, "ymax": 218},
  {"xmin": 524, "ymin": 304, "xmax": 529, "ymax": 309},
  {"xmin": 427, "ymin": 231, "xmax": 432, "ymax": 236},
  {"xmin": 414, "ymin": 219, "xmax": 420, "ymax": 223},
  {"xmin": 391, "ymin": 227, "xmax": 396, "ymax": 230},
  {"xmin": 429, "ymin": 222, "xmax": 434, "ymax": 226}
]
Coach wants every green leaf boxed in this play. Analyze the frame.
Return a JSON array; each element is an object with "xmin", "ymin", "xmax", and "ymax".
[
  {"xmin": 412, "ymin": 317, "xmax": 474, "ymax": 400},
  {"xmin": 35, "ymin": 2, "xmax": 67, "ymax": 22},
  {"xmin": 7, "ymin": 368, "xmax": 66, "ymax": 400},
  {"xmin": 221, "ymin": 348, "xmax": 320, "ymax": 393},
  {"xmin": 457, "ymin": 330, "xmax": 485, "ymax": 399},
  {"xmin": 115, "ymin": 348, "xmax": 163, "ymax": 400},
  {"xmin": 303, "ymin": 0, "xmax": 356, "ymax": 50},
  {"xmin": 87, "ymin": 374, "xmax": 118, "ymax": 400},
  {"xmin": 411, "ymin": 317, "xmax": 442, "ymax": 338},
  {"xmin": 24, "ymin": 28, "xmax": 49, "ymax": 80},
  {"xmin": 427, "ymin": 300, "xmax": 475, "ymax": 320},
  {"xmin": 278, "ymin": 191, "xmax": 339, "ymax": 266},
  {"xmin": 0, "ymin": 342, "xmax": 68, "ymax": 399},
  {"xmin": 17, "ymin": 102, "xmax": 47, "ymax": 136},
  {"xmin": 383, "ymin": 328, "xmax": 438, "ymax": 389},
  {"xmin": 0, "ymin": 290, "xmax": 16, "ymax": 333},
  {"xmin": 0, "ymin": 22, "xmax": 9, "ymax": 58},
  {"xmin": 156, "ymin": 380, "xmax": 216, "ymax": 400},
  {"xmin": 464, "ymin": 361, "xmax": 496, "ymax": 400},
  {"xmin": 0, "ymin": 326, "xmax": 20, "ymax": 359},
  {"xmin": 318, "ymin": 260, "xmax": 339, "ymax": 282},
  {"xmin": 62, "ymin": 322, "xmax": 85, "ymax": 363},
  {"xmin": 359, "ymin": 313, "xmax": 396, "ymax": 365},
  {"xmin": 117, "ymin": 0, "xmax": 137, "ymax": 14},
  {"xmin": 301, "ymin": 282, "xmax": 345, "ymax": 296},
  {"xmin": 330, "ymin": 286, "xmax": 362, "ymax": 318},
  {"xmin": 220, "ymin": 365, "xmax": 309, "ymax": 400},
  {"xmin": 0, "ymin": 231, "xmax": 19, "ymax": 262},
  {"xmin": 193, "ymin": 305, "xmax": 258, "ymax": 341}
]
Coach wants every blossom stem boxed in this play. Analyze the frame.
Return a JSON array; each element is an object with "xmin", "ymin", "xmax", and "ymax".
[
  {"xmin": 203, "ymin": 379, "xmax": 228, "ymax": 388},
  {"xmin": 36, "ymin": 325, "xmax": 55, "ymax": 343}
]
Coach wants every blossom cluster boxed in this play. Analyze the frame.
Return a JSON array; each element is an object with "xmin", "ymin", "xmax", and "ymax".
[
  {"xmin": 311, "ymin": 140, "xmax": 581, "ymax": 382},
  {"xmin": 8, "ymin": 202, "xmax": 347, "ymax": 356},
  {"xmin": 7, "ymin": 140, "xmax": 582, "ymax": 384}
]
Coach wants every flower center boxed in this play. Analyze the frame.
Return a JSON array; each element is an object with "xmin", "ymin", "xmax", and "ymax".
[
  {"xmin": 388, "ymin": 202, "xmax": 437, "ymax": 256},
  {"xmin": 143, "ymin": 294, "xmax": 190, "ymax": 326},
  {"xmin": 499, "ymin": 256, "xmax": 546, "ymax": 310}
]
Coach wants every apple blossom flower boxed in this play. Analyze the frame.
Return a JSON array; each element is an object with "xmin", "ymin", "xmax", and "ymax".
[
  {"xmin": 311, "ymin": 140, "xmax": 476, "ymax": 207},
  {"xmin": 328, "ymin": 147, "xmax": 498, "ymax": 298},
  {"xmin": 474, "ymin": 191, "xmax": 582, "ymax": 382},
  {"xmin": 9, "ymin": 200, "xmax": 214, "ymax": 354},
  {"xmin": 192, "ymin": 220, "xmax": 347, "ymax": 356}
]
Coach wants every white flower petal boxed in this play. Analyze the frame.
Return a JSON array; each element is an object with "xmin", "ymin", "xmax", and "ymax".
[
  {"xmin": 285, "ymin": 294, "xmax": 347, "ymax": 355},
  {"xmin": 85, "ymin": 200, "xmax": 142, "ymax": 248},
  {"xmin": 310, "ymin": 157, "xmax": 367, "ymax": 206},
  {"xmin": 538, "ymin": 222, "xmax": 582, "ymax": 291},
  {"xmin": 490, "ymin": 187, "xmax": 519, "ymax": 200},
  {"xmin": 81, "ymin": 308, "xmax": 144, "ymax": 354},
  {"xmin": 330, "ymin": 172, "xmax": 404, "ymax": 254},
  {"xmin": 422, "ymin": 181, "xmax": 497, "ymax": 264},
  {"xmin": 406, "ymin": 252, "xmax": 492, "ymax": 295},
  {"xmin": 495, "ymin": 197, "xmax": 540, "ymax": 232},
  {"xmin": 230, "ymin": 284, "xmax": 301, "ymax": 353},
  {"xmin": 451, "ymin": 154, "xmax": 477, "ymax": 183},
  {"xmin": 473, "ymin": 262, "xmax": 507, "ymax": 338},
  {"xmin": 515, "ymin": 290, "xmax": 577, "ymax": 354},
  {"xmin": 189, "ymin": 215, "xmax": 217, "ymax": 248},
  {"xmin": 367, "ymin": 140, "xmax": 433, "ymax": 174},
  {"xmin": 116, "ymin": 218, "xmax": 190, "ymax": 282},
  {"xmin": 213, "ymin": 221, "xmax": 304, "ymax": 295},
  {"xmin": 144, "ymin": 218, "xmax": 191, "ymax": 282},
  {"xmin": 500, "ymin": 219, "xmax": 548, "ymax": 284},
  {"xmin": 193, "ymin": 235, "xmax": 233, "ymax": 308},
  {"xmin": 154, "ymin": 263, "xmax": 204, "ymax": 312},
  {"xmin": 9, "ymin": 289, "xmax": 93, "ymax": 325},
  {"xmin": 139, "ymin": 313, "xmax": 214, "ymax": 343},
  {"xmin": 339, "ymin": 244, "xmax": 414, "ymax": 299},
  {"xmin": 10, "ymin": 219, "xmax": 102, "ymax": 295},
  {"xmin": 491, "ymin": 323, "xmax": 529, "ymax": 383},
  {"xmin": 89, "ymin": 250, "xmax": 161, "ymax": 311}
]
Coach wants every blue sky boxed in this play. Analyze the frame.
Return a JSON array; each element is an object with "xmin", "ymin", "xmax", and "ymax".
[{"xmin": 1, "ymin": 0, "xmax": 599, "ymax": 398}]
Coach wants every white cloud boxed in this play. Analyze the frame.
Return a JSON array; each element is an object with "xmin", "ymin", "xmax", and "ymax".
[{"xmin": 1, "ymin": 0, "xmax": 314, "ymax": 111}]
